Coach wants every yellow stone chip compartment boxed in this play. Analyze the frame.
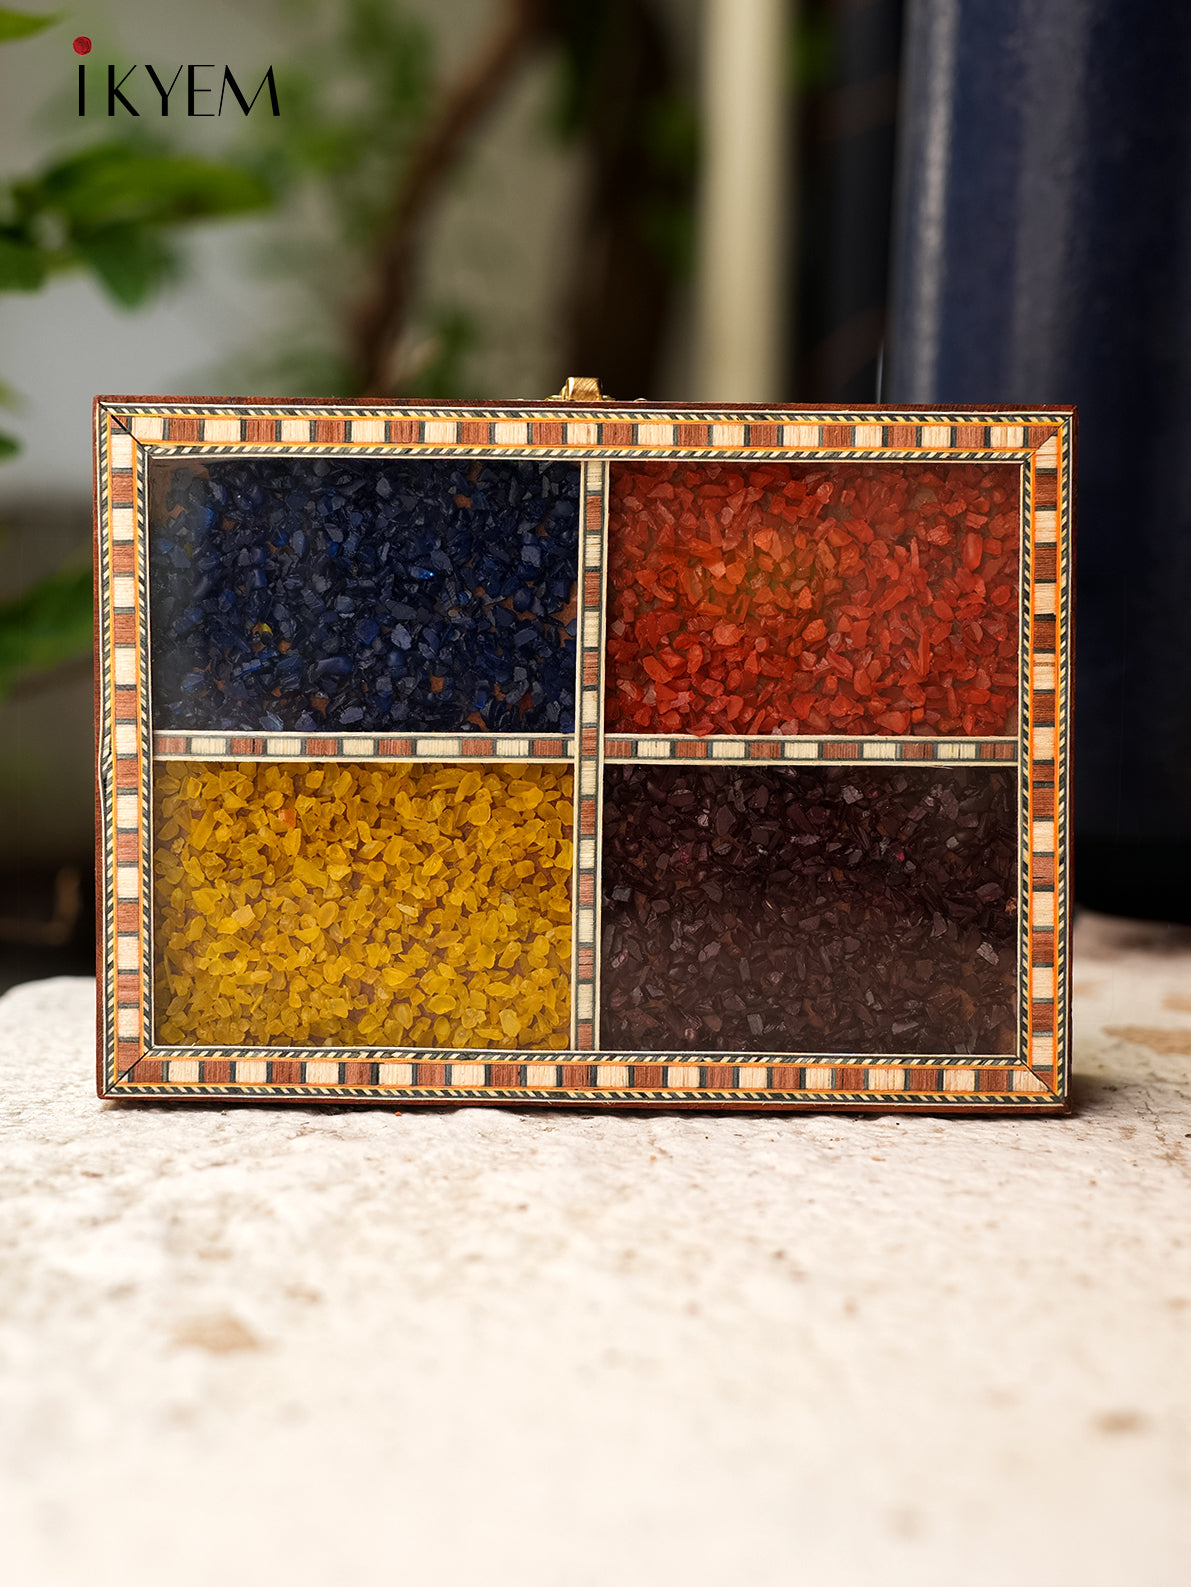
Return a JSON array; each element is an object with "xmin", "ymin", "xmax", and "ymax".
[{"xmin": 151, "ymin": 759, "xmax": 574, "ymax": 1050}]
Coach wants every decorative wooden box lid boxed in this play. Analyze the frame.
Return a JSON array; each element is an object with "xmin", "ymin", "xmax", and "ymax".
[{"xmin": 94, "ymin": 392, "xmax": 1072, "ymax": 1111}]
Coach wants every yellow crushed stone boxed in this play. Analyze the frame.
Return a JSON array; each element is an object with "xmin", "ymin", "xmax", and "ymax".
[{"xmin": 153, "ymin": 761, "xmax": 573, "ymax": 1049}]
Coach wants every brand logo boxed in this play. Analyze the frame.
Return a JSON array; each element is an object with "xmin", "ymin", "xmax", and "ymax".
[{"xmin": 73, "ymin": 37, "xmax": 280, "ymax": 117}]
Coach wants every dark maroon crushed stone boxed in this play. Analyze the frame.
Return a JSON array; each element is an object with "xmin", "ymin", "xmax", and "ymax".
[{"xmin": 600, "ymin": 764, "xmax": 1017, "ymax": 1056}]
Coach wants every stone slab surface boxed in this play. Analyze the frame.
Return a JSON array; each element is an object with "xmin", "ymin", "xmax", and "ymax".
[{"xmin": 1, "ymin": 912, "xmax": 1189, "ymax": 1586}]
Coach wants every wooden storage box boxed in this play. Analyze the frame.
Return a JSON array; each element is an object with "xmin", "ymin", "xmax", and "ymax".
[{"xmin": 94, "ymin": 395, "xmax": 1073, "ymax": 1111}]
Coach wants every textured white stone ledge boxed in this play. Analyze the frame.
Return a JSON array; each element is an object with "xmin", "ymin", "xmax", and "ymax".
[{"xmin": 0, "ymin": 912, "xmax": 1189, "ymax": 1586}]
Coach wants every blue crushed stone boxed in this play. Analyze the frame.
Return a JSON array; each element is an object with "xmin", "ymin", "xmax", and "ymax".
[{"xmin": 150, "ymin": 457, "xmax": 580, "ymax": 734}]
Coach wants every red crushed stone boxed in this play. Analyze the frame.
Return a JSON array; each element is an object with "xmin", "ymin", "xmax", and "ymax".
[{"xmin": 605, "ymin": 460, "xmax": 1020, "ymax": 737}]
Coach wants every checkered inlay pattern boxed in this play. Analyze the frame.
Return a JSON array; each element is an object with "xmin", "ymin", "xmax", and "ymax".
[
  {"xmin": 604, "ymin": 737, "xmax": 1017, "ymax": 765},
  {"xmin": 152, "ymin": 732, "xmax": 574, "ymax": 761},
  {"xmin": 104, "ymin": 420, "xmax": 146, "ymax": 1077},
  {"xmin": 122, "ymin": 408, "xmax": 1058, "ymax": 458},
  {"xmin": 125, "ymin": 1054, "xmax": 1049, "ymax": 1098},
  {"xmin": 570, "ymin": 461, "xmax": 607, "ymax": 1049},
  {"xmin": 96, "ymin": 402, "xmax": 1071, "ymax": 1109},
  {"xmin": 1024, "ymin": 432, "xmax": 1065, "ymax": 1090}
]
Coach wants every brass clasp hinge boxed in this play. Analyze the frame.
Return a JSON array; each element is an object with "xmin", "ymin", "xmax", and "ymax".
[{"xmin": 548, "ymin": 376, "xmax": 606, "ymax": 402}]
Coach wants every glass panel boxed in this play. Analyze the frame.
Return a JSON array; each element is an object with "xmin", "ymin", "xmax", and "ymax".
[
  {"xmin": 600, "ymin": 764, "xmax": 1017, "ymax": 1055},
  {"xmin": 605, "ymin": 460, "xmax": 1020, "ymax": 736},
  {"xmin": 153, "ymin": 760, "xmax": 573, "ymax": 1049},
  {"xmin": 150, "ymin": 457, "xmax": 580, "ymax": 734}
]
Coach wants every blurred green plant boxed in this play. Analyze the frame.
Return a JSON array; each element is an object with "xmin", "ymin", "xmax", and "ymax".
[
  {"xmin": 0, "ymin": 4, "xmax": 55, "ymax": 42},
  {"xmin": 0, "ymin": 7, "xmax": 275, "ymax": 700},
  {"xmin": 0, "ymin": 143, "xmax": 274, "ymax": 306},
  {"xmin": 0, "ymin": 563, "xmax": 91, "ymax": 699}
]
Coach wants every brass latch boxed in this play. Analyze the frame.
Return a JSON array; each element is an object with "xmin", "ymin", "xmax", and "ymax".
[{"xmin": 548, "ymin": 376, "xmax": 606, "ymax": 402}]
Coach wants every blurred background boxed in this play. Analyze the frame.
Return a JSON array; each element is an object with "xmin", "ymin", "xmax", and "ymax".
[{"xmin": 1, "ymin": 0, "xmax": 1188, "ymax": 988}]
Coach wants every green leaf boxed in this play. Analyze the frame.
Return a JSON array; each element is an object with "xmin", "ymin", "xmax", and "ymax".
[
  {"xmin": 6, "ymin": 144, "xmax": 275, "ymax": 305},
  {"xmin": 0, "ymin": 431, "xmax": 19, "ymax": 460},
  {"xmin": 0, "ymin": 234, "xmax": 46, "ymax": 291},
  {"xmin": 37, "ymin": 144, "xmax": 274, "ymax": 232},
  {"xmin": 0, "ymin": 8, "xmax": 58, "ymax": 43},
  {"xmin": 73, "ymin": 223, "xmax": 176, "ymax": 307},
  {"xmin": 0, "ymin": 563, "xmax": 92, "ymax": 700}
]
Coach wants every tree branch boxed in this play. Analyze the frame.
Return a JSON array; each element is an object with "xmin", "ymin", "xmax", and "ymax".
[{"xmin": 350, "ymin": 0, "xmax": 546, "ymax": 396}]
